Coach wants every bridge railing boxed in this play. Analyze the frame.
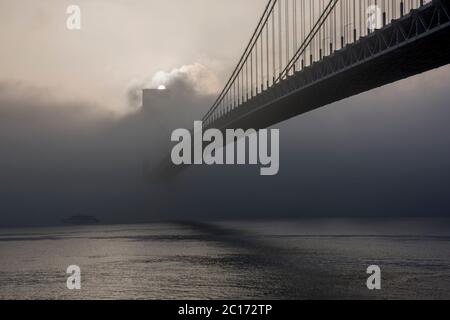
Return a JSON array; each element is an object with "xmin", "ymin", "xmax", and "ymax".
[{"xmin": 203, "ymin": 0, "xmax": 430, "ymax": 127}]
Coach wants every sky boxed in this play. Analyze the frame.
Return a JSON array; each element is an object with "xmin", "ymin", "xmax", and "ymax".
[
  {"xmin": 1, "ymin": 0, "xmax": 450, "ymax": 227},
  {"xmin": 0, "ymin": 0, "xmax": 266, "ymax": 114}
]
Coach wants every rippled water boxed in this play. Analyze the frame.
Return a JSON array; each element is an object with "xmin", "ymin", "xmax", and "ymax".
[{"xmin": 1, "ymin": 219, "xmax": 450, "ymax": 300}]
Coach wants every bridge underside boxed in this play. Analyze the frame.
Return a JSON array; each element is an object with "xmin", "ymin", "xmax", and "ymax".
[{"xmin": 211, "ymin": 0, "xmax": 450, "ymax": 131}]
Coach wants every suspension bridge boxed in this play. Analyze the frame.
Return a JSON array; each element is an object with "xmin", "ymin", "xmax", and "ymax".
[
  {"xmin": 202, "ymin": 0, "xmax": 450, "ymax": 131},
  {"xmin": 155, "ymin": 0, "xmax": 450, "ymax": 177}
]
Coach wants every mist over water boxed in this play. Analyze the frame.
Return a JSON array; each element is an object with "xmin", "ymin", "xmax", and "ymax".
[
  {"xmin": 1, "ymin": 6, "xmax": 450, "ymax": 226},
  {"xmin": 1, "ymin": 218, "xmax": 450, "ymax": 300},
  {"xmin": 0, "ymin": 71, "xmax": 215, "ymax": 227}
]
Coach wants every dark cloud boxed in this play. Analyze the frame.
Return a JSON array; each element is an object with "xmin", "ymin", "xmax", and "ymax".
[
  {"xmin": 1, "ymin": 65, "xmax": 450, "ymax": 227},
  {"xmin": 155, "ymin": 66, "xmax": 450, "ymax": 220}
]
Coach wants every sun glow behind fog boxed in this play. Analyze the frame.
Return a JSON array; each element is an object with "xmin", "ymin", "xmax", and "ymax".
[{"xmin": 0, "ymin": 0, "xmax": 247, "ymax": 118}]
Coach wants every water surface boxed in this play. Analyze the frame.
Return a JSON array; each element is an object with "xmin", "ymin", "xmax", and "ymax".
[{"xmin": 1, "ymin": 218, "xmax": 450, "ymax": 299}]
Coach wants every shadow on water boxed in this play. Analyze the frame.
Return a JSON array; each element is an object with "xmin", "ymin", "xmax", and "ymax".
[
  {"xmin": 0, "ymin": 222, "xmax": 377, "ymax": 299},
  {"xmin": 173, "ymin": 221, "xmax": 370, "ymax": 299}
]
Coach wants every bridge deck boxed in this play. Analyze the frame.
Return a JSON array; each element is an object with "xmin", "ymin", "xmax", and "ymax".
[{"xmin": 210, "ymin": 0, "xmax": 450, "ymax": 131}]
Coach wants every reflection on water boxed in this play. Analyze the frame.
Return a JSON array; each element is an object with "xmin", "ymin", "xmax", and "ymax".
[{"xmin": 1, "ymin": 218, "xmax": 450, "ymax": 300}]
